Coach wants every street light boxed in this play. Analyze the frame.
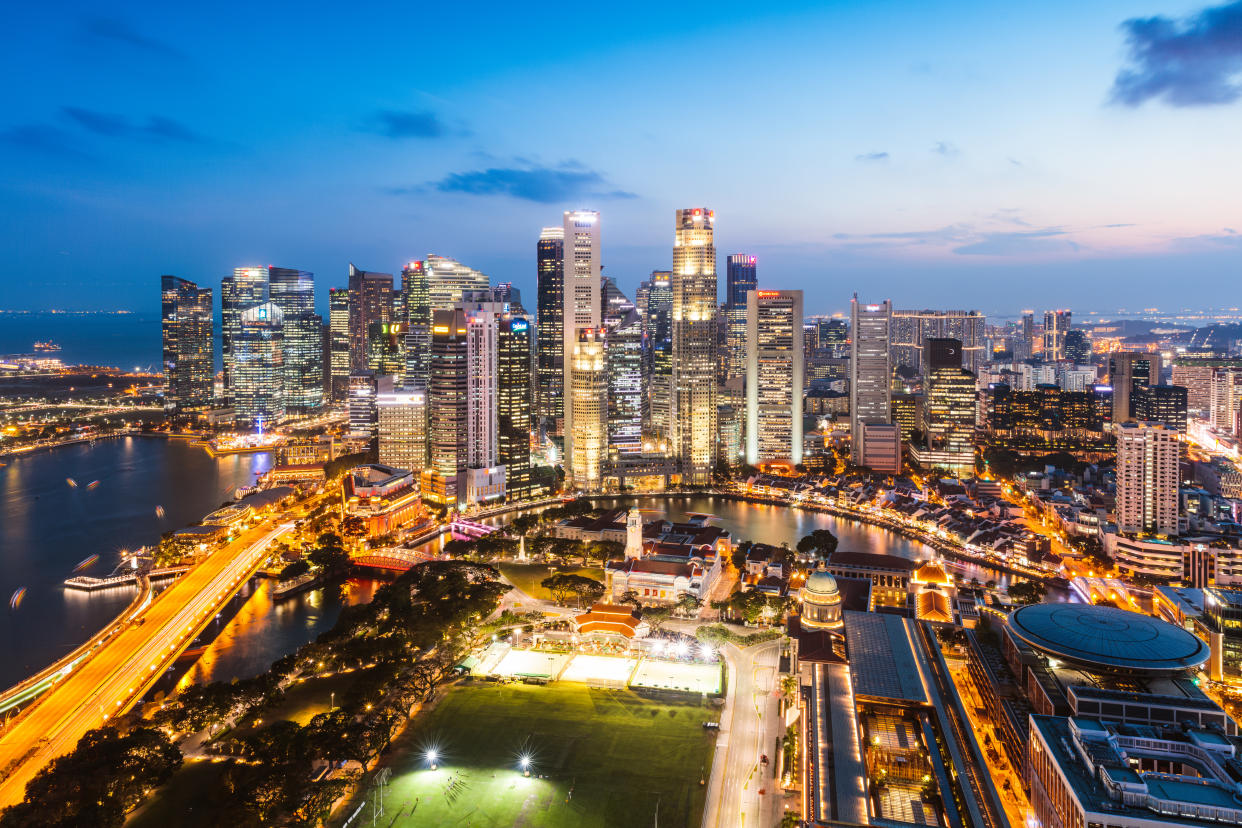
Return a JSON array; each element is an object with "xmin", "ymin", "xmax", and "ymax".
[
  {"xmin": 520, "ymin": 755, "xmax": 531, "ymax": 776},
  {"xmin": 426, "ymin": 749, "xmax": 438, "ymax": 770}
]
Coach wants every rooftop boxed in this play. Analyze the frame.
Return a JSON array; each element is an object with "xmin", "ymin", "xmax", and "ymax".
[{"xmin": 1009, "ymin": 603, "xmax": 1209, "ymax": 674}]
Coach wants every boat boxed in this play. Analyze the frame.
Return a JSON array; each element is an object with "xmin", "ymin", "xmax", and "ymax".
[{"xmin": 33, "ymin": 341, "xmax": 61, "ymax": 352}]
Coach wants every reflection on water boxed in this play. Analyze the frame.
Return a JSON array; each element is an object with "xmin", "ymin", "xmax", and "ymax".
[
  {"xmin": 179, "ymin": 577, "xmax": 383, "ymax": 686},
  {"xmin": 0, "ymin": 437, "xmax": 270, "ymax": 688}
]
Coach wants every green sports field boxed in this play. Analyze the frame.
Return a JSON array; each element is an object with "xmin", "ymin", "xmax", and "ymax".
[{"xmin": 374, "ymin": 681, "xmax": 718, "ymax": 827}]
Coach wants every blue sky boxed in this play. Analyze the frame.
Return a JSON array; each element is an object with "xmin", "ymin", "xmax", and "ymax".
[{"xmin": 2, "ymin": 0, "xmax": 1240, "ymax": 317}]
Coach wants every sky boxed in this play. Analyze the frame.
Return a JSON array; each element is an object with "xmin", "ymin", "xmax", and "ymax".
[{"xmin": 2, "ymin": 0, "xmax": 1240, "ymax": 318}]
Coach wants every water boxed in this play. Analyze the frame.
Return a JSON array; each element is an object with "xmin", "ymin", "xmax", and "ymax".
[
  {"xmin": 0, "ymin": 312, "xmax": 163, "ymax": 371},
  {"xmin": 0, "ymin": 436, "xmax": 272, "ymax": 688}
]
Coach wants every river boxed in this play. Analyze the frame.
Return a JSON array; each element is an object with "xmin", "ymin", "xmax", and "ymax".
[{"xmin": 1, "ymin": 439, "xmax": 1035, "ymax": 691}]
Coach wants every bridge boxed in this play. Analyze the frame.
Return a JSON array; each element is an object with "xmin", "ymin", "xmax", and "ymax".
[
  {"xmin": 449, "ymin": 519, "xmax": 501, "ymax": 541},
  {"xmin": 0, "ymin": 520, "xmax": 293, "ymax": 808},
  {"xmin": 352, "ymin": 547, "xmax": 436, "ymax": 572}
]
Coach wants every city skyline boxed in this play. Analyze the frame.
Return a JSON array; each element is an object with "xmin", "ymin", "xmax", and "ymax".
[{"xmin": 3, "ymin": 1, "xmax": 1241, "ymax": 314}]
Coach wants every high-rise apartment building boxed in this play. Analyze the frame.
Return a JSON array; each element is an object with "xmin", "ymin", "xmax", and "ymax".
[
  {"xmin": 221, "ymin": 266, "xmax": 269, "ymax": 402},
  {"xmin": 644, "ymin": 271, "xmax": 673, "ymax": 442},
  {"xmin": 1172, "ymin": 359, "xmax": 1242, "ymax": 415},
  {"xmin": 536, "ymin": 227, "xmax": 565, "ymax": 434},
  {"xmin": 377, "ymin": 388, "xmax": 428, "ymax": 472},
  {"xmin": 347, "ymin": 264, "xmax": 393, "ymax": 373},
  {"xmin": 160, "ymin": 275, "xmax": 213, "ymax": 416},
  {"xmin": 425, "ymin": 254, "xmax": 490, "ymax": 312},
  {"xmin": 498, "ymin": 316, "xmax": 533, "ymax": 500},
  {"xmin": 464, "ymin": 309, "xmax": 504, "ymax": 505},
  {"xmin": 891, "ymin": 309, "xmax": 986, "ymax": 373},
  {"xmin": 1042, "ymin": 309, "xmax": 1072, "ymax": 361},
  {"xmin": 1108, "ymin": 351, "xmax": 1164, "ymax": 423},
  {"xmin": 328, "ymin": 288, "xmax": 350, "ymax": 402},
  {"xmin": 1211, "ymin": 367, "xmax": 1242, "ymax": 435},
  {"xmin": 745, "ymin": 289, "xmax": 803, "ymax": 465},
  {"xmin": 1116, "ymin": 421, "xmax": 1180, "ymax": 536},
  {"xmin": 562, "ymin": 210, "xmax": 605, "ymax": 490},
  {"xmin": 670, "ymin": 208, "xmax": 718, "ymax": 484},
  {"xmin": 233, "ymin": 302, "xmax": 284, "ymax": 427},
  {"xmin": 850, "ymin": 296, "xmax": 894, "ymax": 468},
  {"xmin": 401, "ymin": 260, "xmax": 431, "ymax": 390},
  {"xmin": 606, "ymin": 309, "xmax": 643, "ymax": 458},
  {"xmin": 724, "ymin": 254, "xmax": 758, "ymax": 383}
]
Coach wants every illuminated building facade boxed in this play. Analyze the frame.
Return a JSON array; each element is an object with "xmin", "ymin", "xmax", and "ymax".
[
  {"xmin": 1116, "ymin": 421, "xmax": 1180, "ymax": 536},
  {"xmin": 745, "ymin": 289, "xmax": 804, "ymax": 464},
  {"xmin": 221, "ymin": 265, "xmax": 269, "ymax": 403},
  {"xmin": 912, "ymin": 337, "xmax": 976, "ymax": 475},
  {"xmin": 348, "ymin": 371, "xmax": 378, "ymax": 440},
  {"xmin": 644, "ymin": 270, "xmax": 673, "ymax": 441},
  {"xmin": 366, "ymin": 321, "xmax": 406, "ymax": 378},
  {"xmin": 724, "ymin": 254, "xmax": 757, "ymax": 383},
  {"xmin": 426, "ymin": 309, "xmax": 468, "ymax": 505},
  {"xmin": 233, "ymin": 301, "xmax": 285, "ymax": 427},
  {"xmin": 670, "ymin": 208, "xmax": 718, "ymax": 484},
  {"xmin": 161, "ymin": 275, "xmax": 213, "ymax": 416},
  {"xmin": 498, "ymin": 316, "xmax": 533, "ymax": 500},
  {"xmin": 328, "ymin": 288, "xmax": 350, "ymax": 401},
  {"xmin": 425, "ymin": 254, "xmax": 490, "ymax": 312},
  {"xmin": 891, "ymin": 309, "xmax": 986, "ymax": 373},
  {"xmin": 1042, "ymin": 309, "xmax": 1072, "ymax": 360},
  {"xmin": 536, "ymin": 227, "xmax": 564, "ymax": 434},
  {"xmin": 1132, "ymin": 384, "xmax": 1188, "ymax": 433},
  {"xmin": 569, "ymin": 327, "xmax": 607, "ymax": 492},
  {"xmin": 606, "ymin": 308, "xmax": 643, "ymax": 458},
  {"xmin": 1108, "ymin": 351, "xmax": 1163, "ymax": 423},
  {"xmin": 267, "ymin": 266, "xmax": 322, "ymax": 414},
  {"xmin": 562, "ymin": 210, "xmax": 605, "ymax": 490},
  {"xmin": 401, "ymin": 260, "xmax": 431, "ymax": 389},
  {"xmin": 849, "ymin": 296, "xmax": 892, "ymax": 467},
  {"xmin": 347, "ymin": 264, "xmax": 393, "ymax": 373},
  {"xmin": 377, "ymin": 388, "xmax": 427, "ymax": 472}
]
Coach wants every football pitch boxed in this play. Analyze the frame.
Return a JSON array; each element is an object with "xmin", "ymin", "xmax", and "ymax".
[{"xmin": 375, "ymin": 681, "xmax": 719, "ymax": 827}]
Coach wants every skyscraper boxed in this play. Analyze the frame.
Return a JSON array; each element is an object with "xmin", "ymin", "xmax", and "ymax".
[
  {"xmin": 915, "ymin": 338, "xmax": 976, "ymax": 475},
  {"xmin": 670, "ymin": 208, "xmax": 718, "ymax": 484},
  {"xmin": 221, "ymin": 266, "xmax": 269, "ymax": 402},
  {"xmin": 328, "ymin": 288, "xmax": 350, "ymax": 402},
  {"xmin": 268, "ymin": 267, "xmax": 322, "ymax": 415},
  {"xmin": 562, "ymin": 210, "xmax": 605, "ymax": 491},
  {"xmin": 644, "ymin": 271, "xmax": 673, "ymax": 442},
  {"xmin": 401, "ymin": 260, "xmax": 431, "ymax": 389},
  {"xmin": 745, "ymin": 289, "xmax": 803, "ymax": 465},
  {"xmin": 233, "ymin": 301, "xmax": 284, "ymax": 427},
  {"xmin": 1108, "ymin": 351, "xmax": 1163, "ymax": 423},
  {"xmin": 498, "ymin": 316, "xmax": 533, "ymax": 500},
  {"xmin": 347, "ymin": 264, "xmax": 393, "ymax": 373},
  {"xmin": 426, "ymin": 309, "xmax": 468, "ymax": 506},
  {"xmin": 465, "ymin": 310, "xmax": 502, "ymax": 501},
  {"xmin": 607, "ymin": 308, "xmax": 644, "ymax": 459},
  {"xmin": 348, "ymin": 371, "xmax": 379, "ymax": 442},
  {"xmin": 536, "ymin": 227, "xmax": 565, "ymax": 435},
  {"xmin": 1116, "ymin": 422, "xmax": 1180, "ymax": 536},
  {"xmin": 850, "ymin": 296, "xmax": 893, "ymax": 469},
  {"xmin": 425, "ymin": 254, "xmax": 490, "ymax": 312},
  {"xmin": 160, "ymin": 275, "xmax": 213, "ymax": 416},
  {"xmin": 1132, "ymin": 384, "xmax": 1188, "ymax": 433},
  {"xmin": 890, "ymin": 309, "xmax": 986, "ymax": 373},
  {"xmin": 725, "ymin": 255, "xmax": 758, "ymax": 386},
  {"xmin": 1043, "ymin": 309, "xmax": 1072, "ymax": 361},
  {"xmin": 1063, "ymin": 329, "xmax": 1091, "ymax": 364},
  {"xmin": 377, "ymin": 388, "xmax": 428, "ymax": 472}
]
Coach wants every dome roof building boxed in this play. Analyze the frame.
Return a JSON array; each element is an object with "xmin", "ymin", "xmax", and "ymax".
[{"xmin": 799, "ymin": 569, "xmax": 844, "ymax": 630}]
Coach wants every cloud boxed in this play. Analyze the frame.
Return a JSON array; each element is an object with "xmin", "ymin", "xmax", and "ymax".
[
  {"xmin": 1172, "ymin": 228, "xmax": 1242, "ymax": 249},
  {"xmin": 953, "ymin": 229, "xmax": 1081, "ymax": 256},
  {"xmin": 415, "ymin": 162, "xmax": 637, "ymax": 203},
  {"xmin": 855, "ymin": 151, "xmax": 889, "ymax": 162},
  {"xmin": 365, "ymin": 109, "xmax": 456, "ymax": 139},
  {"xmin": 1110, "ymin": 0, "xmax": 1242, "ymax": 106},
  {"xmin": 833, "ymin": 225, "xmax": 973, "ymax": 246},
  {"xmin": 61, "ymin": 107, "xmax": 208, "ymax": 143},
  {"xmin": 82, "ymin": 17, "xmax": 183, "ymax": 59},
  {"xmin": 0, "ymin": 124, "xmax": 94, "ymax": 159},
  {"xmin": 931, "ymin": 141, "xmax": 959, "ymax": 156}
]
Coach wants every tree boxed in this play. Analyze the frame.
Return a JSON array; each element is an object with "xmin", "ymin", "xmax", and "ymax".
[
  {"xmin": 796, "ymin": 529, "xmax": 839, "ymax": 560},
  {"xmin": 1008, "ymin": 580, "xmax": 1047, "ymax": 605},
  {"xmin": 541, "ymin": 573, "xmax": 605, "ymax": 607},
  {"xmin": 619, "ymin": 589, "xmax": 642, "ymax": 607},
  {"xmin": 279, "ymin": 559, "xmax": 311, "ymax": 581},
  {"xmin": 642, "ymin": 605, "xmax": 674, "ymax": 631},
  {"xmin": 308, "ymin": 544, "xmax": 349, "ymax": 574},
  {"xmin": 675, "ymin": 593, "xmax": 703, "ymax": 618}
]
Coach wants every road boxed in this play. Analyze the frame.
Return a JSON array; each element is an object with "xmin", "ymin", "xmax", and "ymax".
[
  {"xmin": 0, "ymin": 520, "xmax": 291, "ymax": 809},
  {"xmin": 702, "ymin": 639, "xmax": 782, "ymax": 828}
]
